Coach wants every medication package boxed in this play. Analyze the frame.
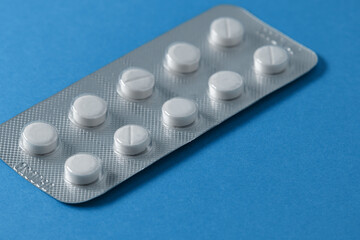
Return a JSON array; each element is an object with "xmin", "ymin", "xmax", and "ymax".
[{"xmin": 0, "ymin": 5, "xmax": 317, "ymax": 203}]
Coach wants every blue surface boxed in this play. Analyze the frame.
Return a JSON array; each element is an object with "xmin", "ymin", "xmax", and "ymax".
[{"xmin": 0, "ymin": 0, "xmax": 359, "ymax": 239}]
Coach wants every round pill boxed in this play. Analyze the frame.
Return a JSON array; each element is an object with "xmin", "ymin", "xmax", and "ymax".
[
  {"xmin": 70, "ymin": 94, "xmax": 107, "ymax": 127},
  {"xmin": 119, "ymin": 68, "xmax": 155, "ymax": 100},
  {"xmin": 113, "ymin": 125, "xmax": 151, "ymax": 155},
  {"xmin": 209, "ymin": 17, "xmax": 244, "ymax": 47},
  {"xmin": 165, "ymin": 42, "xmax": 201, "ymax": 73},
  {"xmin": 162, "ymin": 97, "xmax": 198, "ymax": 127},
  {"xmin": 253, "ymin": 45, "xmax": 289, "ymax": 74},
  {"xmin": 208, "ymin": 71, "xmax": 244, "ymax": 100},
  {"xmin": 20, "ymin": 121, "xmax": 59, "ymax": 155},
  {"xmin": 64, "ymin": 153, "xmax": 102, "ymax": 185}
]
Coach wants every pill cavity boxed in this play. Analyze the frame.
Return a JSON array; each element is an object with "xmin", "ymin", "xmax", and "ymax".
[
  {"xmin": 253, "ymin": 45, "xmax": 288, "ymax": 74},
  {"xmin": 70, "ymin": 94, "xmax": 107, "ymax": 127},
  {"xmin": 162, "ymin": 97, "xmax": 198, "ymax": 127},
  {"xmin": 209, "ymin": 17, "xmax": 244, "ymax": 47},
  {"xmin": 113, "ymin": 125, "xmax": 151, "ymax": 155},
  {"xmin": 165, "ymin": 42, "xmax": 201, "ymax": 73},
  {"xmin": 64, "ymin": 153, "xmax": 102, "ymax": 185},
  {"xmin": 20, "ymin": 121, "xmax": 59, "ymax": 155},
  {"xmin": 118, "ymin": 68, "xmax": 155, "ymax": 100},
  {"xmin": 208, "ymin": 71, "xmax": 244, "ymax": 100}
]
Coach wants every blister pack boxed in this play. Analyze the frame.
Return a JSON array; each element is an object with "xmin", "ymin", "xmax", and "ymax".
[{"xmin": 0, "ymin": 5, "xmax": 317, "ymax": 203}]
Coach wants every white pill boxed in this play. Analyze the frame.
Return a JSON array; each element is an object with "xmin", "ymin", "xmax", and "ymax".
[
  {"xmin": 113, "ymin": 125, "xmax": 151, "ymax": 155},
  {"xmin": 209, "ymin": 17, "xmax": 244, "ymax": 47},
  {"xmin": 119, "ymin": 68, "xmax": 155, "ymax": 100},
  {"xmin": 20, "ymin": 121, "xmax": 59, "ymax": 155},
  {"xmin": 162, "ymin": 97, "xmax": 198, "ymax": 127},
  {"xmin": 70, "ymin": 94, "xmax": 107, "ymax": 127},
  {"xmin": 208, "ymin": 71, "xmax": 244, "ymax": 100},
  {"xmin": 254, "ymin": 45, "xmax": 288, "ymax": 74},
  {"xmin": 64, "ymin": 153, "xmax": 102, "ymax": 185},
  {"xmin": 165, "ymin": 42, "xmax": 200, "ymax": 73}
]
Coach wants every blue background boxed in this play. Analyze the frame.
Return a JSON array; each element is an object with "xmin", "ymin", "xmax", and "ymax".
[{"xmin": 0, "ymin": 0, "xmax": 359, "ymax": 239}]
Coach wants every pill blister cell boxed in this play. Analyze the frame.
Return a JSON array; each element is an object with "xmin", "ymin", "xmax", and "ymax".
[
  {"xmin": 64, "ymin": 153, "xmax": 102, "ymax": 185},
  {"xmin": 118, "ymin": 68, "xmax": 155, "ymax": 100},
  {"xmin": 20, "ymin": 122, "xmax": 59, "ymax": 155},
  {"xmin": 69, "ymin": 94, "xmax": 108, "ymax": 128},
  {"xmin": 113, "ymin": 125, "xmax": 151, "ymax": 155},
  {"xmin": 209, "ymin": 17, "xmax": 244, "ymax": 47},
  {"xmin": 0, "ymin": 5, "xmax": 317, "ymax": 203}
]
